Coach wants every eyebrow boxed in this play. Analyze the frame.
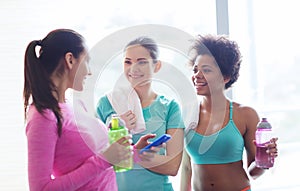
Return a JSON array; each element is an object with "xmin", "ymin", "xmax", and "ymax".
[
  {"xmin": 194, "ymin": 63, "xmax": 213, "ymax": 67},
  {"xmin": 193, "ymin": 64, "xmax": 214, "ymax": 70},
  {"xmin": 124, "ymin": 57, "xmax": 148, "ymax": 61},
  {"xmin": 201, "ymin": 64, "xmax": 213, "ymax": 68}
]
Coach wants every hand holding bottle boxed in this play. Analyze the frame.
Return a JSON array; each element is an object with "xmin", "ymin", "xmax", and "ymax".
[
  {"xmin": 107, "ymin": 114, "xmax": 133, "ymax": 172},
  {"xmin": 265, "ymin": 137, "xmax": 278, "ymax": 157},
  {"xmin": 102, "ymin": 135, "xmax": 133, "ymax": 166},
  {"xmin": 255, "ymin": 118, "xmax": 279, "ymax": 169}
]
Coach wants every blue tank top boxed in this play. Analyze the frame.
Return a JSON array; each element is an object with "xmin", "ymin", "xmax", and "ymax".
[{"xmin": 185, "ymin": 102, "xmax": 244, "ymax": 164}]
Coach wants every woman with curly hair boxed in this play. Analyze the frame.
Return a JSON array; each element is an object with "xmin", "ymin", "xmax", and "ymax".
[{"xmin": 180, "ymin": 34, "xmax": 278, "ymax": 191}]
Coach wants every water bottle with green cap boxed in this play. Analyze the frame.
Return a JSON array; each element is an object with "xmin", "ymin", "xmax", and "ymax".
[{"xmin": 108, "ymin": 114, "xmax": 133, "ymax": 172}]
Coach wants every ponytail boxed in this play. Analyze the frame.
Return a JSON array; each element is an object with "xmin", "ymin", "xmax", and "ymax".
[
  {"xmin": 23, "ymin": 29, "xmax": 85, "ymax": 137},
  {"xmin": 23, "ymin": 40, "xmax": 62, "ymax": 136}
]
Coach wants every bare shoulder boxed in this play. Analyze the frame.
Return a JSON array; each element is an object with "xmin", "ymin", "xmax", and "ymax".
[
  {"xmin": 232, "ymin": 102, "xmax": 260, "ymax": 128},
  {"xmin": 233, "ymin": 102, "xmax": 258, "ymax": 117}
]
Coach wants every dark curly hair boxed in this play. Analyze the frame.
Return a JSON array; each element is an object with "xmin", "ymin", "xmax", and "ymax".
[{"xmin": 189, "ymin": 34, "xmax": 242, "ymax": 89}]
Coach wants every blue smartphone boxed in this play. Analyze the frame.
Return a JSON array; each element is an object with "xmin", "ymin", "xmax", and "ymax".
[{"xmin": 139, "ymin": 134, "xmax": 171, "ymax": 154}]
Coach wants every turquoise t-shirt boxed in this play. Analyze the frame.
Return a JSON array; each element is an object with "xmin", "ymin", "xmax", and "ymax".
[{"xmin": 96, "ymin": 95, "xmax": 185, "ymax": 191}]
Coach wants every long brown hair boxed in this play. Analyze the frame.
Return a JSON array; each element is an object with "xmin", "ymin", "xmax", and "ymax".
[{"xmin": 23, "ymin": 29, "xmax": 85, "ymax": 136}]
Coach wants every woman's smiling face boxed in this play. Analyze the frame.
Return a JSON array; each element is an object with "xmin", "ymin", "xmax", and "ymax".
[
  {"xmin": 192, "ymin": 54, "xmax": 227, "ymax": 96},
  {"xmin": 123, "ymin": 45, "xmax": 158, "ymax": 88}
]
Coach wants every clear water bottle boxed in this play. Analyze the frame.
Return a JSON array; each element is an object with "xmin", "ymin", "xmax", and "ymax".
[
  {"xmin": 108, "ymin": 114, "xmax": 133, "ymax": 172},
  {"xmin": 255, "ymin": 117, "xmax": 274, "ymax": 169}
]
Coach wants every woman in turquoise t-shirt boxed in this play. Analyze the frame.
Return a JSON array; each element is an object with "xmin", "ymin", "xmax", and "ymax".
[{"xmin": 96, "ymin": 36, "xmax": 185, "ymax": 191}]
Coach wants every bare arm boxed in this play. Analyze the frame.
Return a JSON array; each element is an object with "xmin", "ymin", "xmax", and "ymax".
[
  {"xmin": 243, "ymin": 106, "xmax": 267, "ymax": 179},
  {"xmin": 248, "ymin": 138, "xmax": 278, "ymax": 179},
  {"xmin": 180, "ymin": 148, "xmax": 192, "ymax": 191},
  {"xmin": 137, "ymin": 128, "xmax": 184, "ymax": 176}
]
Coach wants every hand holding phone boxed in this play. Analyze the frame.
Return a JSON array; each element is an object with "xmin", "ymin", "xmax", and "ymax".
[{"xmin": 139, "ymin": 134, "xmax": 171, "ymax": 154}]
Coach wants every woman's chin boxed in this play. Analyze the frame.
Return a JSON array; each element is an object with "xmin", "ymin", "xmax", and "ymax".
[{"xmin": 130, "ymin": 79, "xmax": 151, "ymax": 88}]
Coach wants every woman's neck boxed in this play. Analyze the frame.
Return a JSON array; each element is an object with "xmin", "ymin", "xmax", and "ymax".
[
  {"xmin": 50, "ymin": 75, "xmax": 67, "ymax": 103},
  {"xmin": 134, "ymin": 85, "xmax": 157, "ymax": 108},
  {"xmin": 201, "ymin": 94, "xmax": 228, "ymax": 113}
]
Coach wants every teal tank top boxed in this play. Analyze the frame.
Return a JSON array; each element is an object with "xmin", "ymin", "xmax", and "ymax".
[{"xmin": 185, "ymin": 102, "xmax": 244, "ymax": 164}]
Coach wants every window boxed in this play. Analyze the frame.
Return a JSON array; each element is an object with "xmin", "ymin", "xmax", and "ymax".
[{"xmin": 229, "ymin": 0, "xmax": 300, "ymax": 190}]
